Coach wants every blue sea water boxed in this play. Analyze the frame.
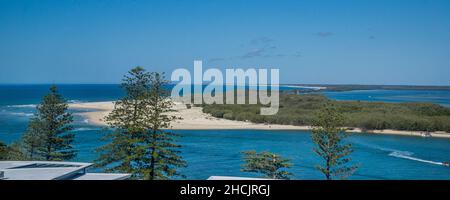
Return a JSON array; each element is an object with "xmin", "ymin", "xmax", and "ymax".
[
  {"xmin": 1, "ymin": 84, "xmax": 450, "ymax": 180},
  {"xmin": 321, "ymin": 89, "xmax": 450, "ymax": 107}
]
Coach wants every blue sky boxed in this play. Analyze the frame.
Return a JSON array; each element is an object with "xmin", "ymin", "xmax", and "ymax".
[{"xmin": 0, "ymin": 0, "xmax": 449, "ymax": 85}]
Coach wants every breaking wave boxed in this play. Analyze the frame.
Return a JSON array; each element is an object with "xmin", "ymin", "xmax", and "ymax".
[
  {"xmin": 388, "ymin": 151, "xmax": 443, "ymax": 166},
  {"xmin": 353, "ymin": 140, "xmax": 444, "ymax": 166},
  {"xmin": 6, "ymin": 104, "xmax": 37, "ymax": 108},
  {"xmin": 9, "ymin": 112, "xmax": 34, "ymax": 117},
  {"xmin": 68, "ymin": 100, "xmax": 84, "ymax": 104},
  {"xmin": 73, "ymin": 127, "xmax": 101, "ymax": 132}
]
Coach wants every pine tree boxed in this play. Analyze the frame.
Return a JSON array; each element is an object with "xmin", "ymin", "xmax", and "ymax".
[
  {"xmin": 241, "ymin": 150, "xmax": 292, "ymax": 179},
  {"xmin": 96, "ymin": 67, "xmax": 186, "ymax": 180},
  {"xmin": 21, "ymin": 85, "xmax": 76, "ymax": 161},
  {"xmin": 311, "ymin": 103, "xmax": 357, "ymax": 180}
]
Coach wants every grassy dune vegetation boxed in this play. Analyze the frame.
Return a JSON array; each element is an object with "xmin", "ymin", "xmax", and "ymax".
[{"xmin": 201, "ymin": 94, "xmax": 450, "ymax": 132}]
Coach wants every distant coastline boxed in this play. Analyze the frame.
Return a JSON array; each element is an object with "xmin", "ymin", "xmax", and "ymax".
[{"xmin": 282, "ymin": 84, "xmax": 450, "ymax": 92}]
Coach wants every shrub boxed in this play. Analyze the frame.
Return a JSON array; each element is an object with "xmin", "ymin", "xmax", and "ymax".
[
  {"xmin": 211, "ymin": 110, "xmax": 226, "ymax": 118},
  {"xmin": 223, "ymin": 113, "xmax": 234, "ymax": 120}
]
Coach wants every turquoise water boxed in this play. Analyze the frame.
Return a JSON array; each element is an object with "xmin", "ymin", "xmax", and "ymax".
[
  {"xmin": 321, "ymin": 89, "xmax": 450, "ymax": 107},
  {"xmin": 1, "ymin": 84, "xmax": 450, "ymax": 179},
  {"xmin": 73, "ymin": 129, "xmax": 450, "ymax": 180}
]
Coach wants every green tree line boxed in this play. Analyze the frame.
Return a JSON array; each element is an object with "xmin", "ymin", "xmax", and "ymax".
[{"xmin": 202, "ymin": 94, "xmax": 450, "ymax": 132}]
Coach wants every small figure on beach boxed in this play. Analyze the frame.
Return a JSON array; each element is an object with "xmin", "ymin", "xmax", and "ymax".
[{"xmin": 420, "ymin": 132, "xmax": 432, "ymax": 137}]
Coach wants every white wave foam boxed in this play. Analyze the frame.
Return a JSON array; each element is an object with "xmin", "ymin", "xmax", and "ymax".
[
  {"xmin": 6, "ymin": 104, "xmax": 37, "ymax": 108},
  {"xmin": 9, "ymin": 112, "xmax": 34, "ymax": 117},
  {"xmin": 351, "ymin": 140, "xmax": 402, "ymax": 153},
  {"xmin": 353, "ymin": 141, "xmax": 445, "ymax": 166},
  {"xmin": 283, "ymin": 85, "xmax": 326, "ymax": 90},
  {"xmin": 73, "ymin": 127, "xmax": 100, "ymax": 132},
  {"xmin": 389, "ymin": 151, "xmax": 443, "ymax": 166},
  {"xmin": 68, "ymin": 100, "xmax": 84, "ymax": 104}
]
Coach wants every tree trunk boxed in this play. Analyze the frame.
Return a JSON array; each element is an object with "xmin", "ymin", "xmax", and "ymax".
[{"xmin": 149, "ymin": 130, "xmax": 157, "ymax": 180}]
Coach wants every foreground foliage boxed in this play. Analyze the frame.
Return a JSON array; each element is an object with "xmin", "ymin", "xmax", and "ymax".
[
  {"xmin": 311, "ymin": 104, "xmax": 357, "ymax": 180},
  {"xmin": 20, "ymin": 86, "xmax": 76, "ymax": 161},
  {"xmin": 96, "ymin": 67, "xmax": 186, "ymax": 180},
  {"xmin": 0, "ymin": 142, "xmax": 7, "ymax": 160},
  {"xmin": 241, "ymin": 150, "xmax": 293, "ymax": 179}
]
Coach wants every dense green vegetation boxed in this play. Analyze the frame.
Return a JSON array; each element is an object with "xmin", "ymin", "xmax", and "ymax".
[
  {"xmin": 241, "ymin": 150, "xmax": 292, "ymax": 180},
  {"xmin": 0, "ymin": 141, "xmax": 7, "ymax": 160},
  {"xmin": 202, "ymin": 94, "xmax": 450, "ymax": 132},
  {"xmin": 0, "ymin": 141, "xmax": 24, "ymax": 161}
]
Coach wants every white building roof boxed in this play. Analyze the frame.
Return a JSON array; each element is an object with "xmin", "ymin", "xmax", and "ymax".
[
  {"xmin": 207, "ymin": 176, "xmax": 273, "ymax": 180},
  {"xmin": 74, "ymin": 173, "xmax": 131, "ymax": 180},
  {"xmin": 0, "ymin": 161, "xmax": 130, "ymax": 180}
]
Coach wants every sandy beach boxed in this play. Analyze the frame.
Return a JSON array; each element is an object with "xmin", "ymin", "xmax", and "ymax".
[
  {"xmin": 69, "ymin": 101, "xmax": 450, "ymax": 139},
  {"xmin": 69, "ymin": 101, "xmax": 311, "ymax": 130}
]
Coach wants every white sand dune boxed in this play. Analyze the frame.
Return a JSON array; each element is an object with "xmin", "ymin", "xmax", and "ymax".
[{"xmin": 69, "ymin": 101, "xmax": 309, "ymax": 130}]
